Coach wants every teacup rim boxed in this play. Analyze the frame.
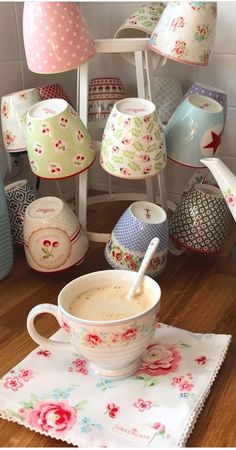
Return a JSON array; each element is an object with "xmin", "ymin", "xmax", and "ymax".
[
  {"xmin": 194, "ymin": 183, "xmax": 223, "ymax": 198},
  {"xmin": 186, "ymin": 94, "xmax": 223, "ymax": 113},
  {"xmin": 5, "ymin": 179, "xmax": 28, "ymax": 193},
  {"xmin": 25, "ymin": 196, "xmax": 64, "ymax": 220},
  {"xmin": 114, "ymin": 97, "xmax": 156, "ymax": 117},
  {"xmin": 129, "ymin": 201, "xmax": 167, "ymax": 224},
  {"xmin": 58, "ymin": 270, "xmax": 161, "ymax": 326},
  {"xmin": 1, "ymin": 88, "xmax": 39, "ymax": 99},
  {"xmin": 27, "ymin": 98, "xmax": 69, "ymax": 120}
]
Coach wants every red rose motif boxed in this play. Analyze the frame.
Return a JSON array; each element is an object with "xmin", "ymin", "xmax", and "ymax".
[
  {"xmin": 86, "ymin": 333, "xmax": 102, "ymax": 346},
  {"xmin": 130, "ymin": 261, "xmax": 137, "ymax": 270},
  {"xmin": 122, "ymin": 328, "xmax": 137, "ymax": 340},
  {"xmin": 138, "ymin": 342, "xmax": 181, "ymax": 376},
  {"xmin": 37, "ymin": 349, "xmax": 51, "ymax": 357},
  {"xmin": 195, "ymin": 355, "xmax": 207, "ymax": 365},
  {"xmin": 25, "ymin": 401, "xmax": 77, "ymax": 433},
  {"xmin": 115, "ymin": 253, "xmax": 122, "ymax": 261},
  {"xmin": 52, "ymin": 241, "xmax": 59, "ymax": 248},
  {"xmin": 107, "ymin": 403, "xmax": 120, "ymax": 418}
]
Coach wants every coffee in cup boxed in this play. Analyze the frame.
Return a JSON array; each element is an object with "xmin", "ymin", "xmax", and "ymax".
[{"xmin": 69, "ymin": 284, "xmax": 154, "ymax": 321}]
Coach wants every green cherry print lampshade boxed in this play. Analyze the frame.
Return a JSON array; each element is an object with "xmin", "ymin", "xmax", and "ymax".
[
  {"xmin": 100, "ymin": 98, "xmax": 167, "ymax": 179},
  {"xmin": 26, "ymin": 99, "xmax": 96, "ymax": 179}
]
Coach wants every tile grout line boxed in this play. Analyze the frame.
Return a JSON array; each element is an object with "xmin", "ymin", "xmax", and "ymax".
[{"xmin": 13, "ymin": 1, "xmax": 25, "ymax": 90}]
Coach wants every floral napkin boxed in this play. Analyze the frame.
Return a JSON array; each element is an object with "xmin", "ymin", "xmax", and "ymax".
[{"xmin": 0, "ymin": 324, "xmax": 231, "ymax": 447}]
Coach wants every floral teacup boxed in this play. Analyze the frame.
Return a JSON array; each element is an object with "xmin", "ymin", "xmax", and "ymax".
[
  {"xmin": 27, "ymin": 270, "xmax": 161, "ymax": 379},
  {"xmin": 105, "ymin": 201, "xmax": 169, "ymax": 277}
]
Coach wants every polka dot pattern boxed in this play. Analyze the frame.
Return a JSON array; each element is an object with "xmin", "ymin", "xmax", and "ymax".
[{"xmin": 23, "ymin": 2, "xmax": 96, "ymax": 74}]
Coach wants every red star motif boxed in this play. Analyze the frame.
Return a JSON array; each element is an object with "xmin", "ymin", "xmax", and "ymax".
[{"xmin": 203, "ymin": 131, "xmax": 222, "ymax": 155}]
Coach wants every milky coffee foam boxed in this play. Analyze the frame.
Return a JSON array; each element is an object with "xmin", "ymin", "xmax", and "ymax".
[{"xmin": 69, "ymin": 284, "xmax": 154, "ymax": 321}]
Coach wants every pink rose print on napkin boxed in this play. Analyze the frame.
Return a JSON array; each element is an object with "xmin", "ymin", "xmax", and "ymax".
[
  {"xmin": 138, "ymin": 342, "xmax": 181, "ymax": 376},
  {"xmin": 3, "ymin": 369, "xmax": 34, "ymax": 391},
  {"xmin": 3, "ymin": 376, "xmax": 23, "ymax": 392},
  {"xmin": 152, "ymin": 421, "xmax": 169, "ymax": 438},
  {"xmin": 171, "ymin": 373, "xmax": 194, "ymax": 398},
  {"xmin": 23, "ymin": 400, "xmax": 77, "ymax": 434},
  {"xmin": 134, "ymin": 398, "xmax": 152, "ymax": 412}
]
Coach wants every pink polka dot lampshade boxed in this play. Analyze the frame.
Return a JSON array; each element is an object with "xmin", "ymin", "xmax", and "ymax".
[{"xmin": 23, "ymin": 2, "xmax": 96, "ymax": 74}]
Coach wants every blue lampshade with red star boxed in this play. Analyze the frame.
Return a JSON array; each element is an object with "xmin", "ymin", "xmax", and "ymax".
[{"xmin": 165, "ymin": 94, "xmax": 224, "ymax": 168}]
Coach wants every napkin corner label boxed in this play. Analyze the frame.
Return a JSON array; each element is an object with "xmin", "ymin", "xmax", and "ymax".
[{"xmin": 111, "ymin": 421, "xmax": 156, "ymax": 445}]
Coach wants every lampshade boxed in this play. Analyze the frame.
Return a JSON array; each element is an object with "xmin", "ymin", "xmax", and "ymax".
[
  {"xmin": 147, "ymin": 2, "xmax": 217, "ymax": 66},
  {"xmin": 165, "ymin": 95, "xmax": 224, "ymax": 168},
  {"xmin": 26, "ymin": 99, "xmax": 96, "ymax": 180},
  {"xmin": 23, "ymin": 1, "xmax": 96, "ymax": 74},
  {"xmin": 88, "ymin": 77, "xmax": 126, "ymax": 123},
  {"xmin": 114, "ymin": 2, "xmax": 166, "ymax": 66},
  {"xmin": 100, "ymin": 98, "xmax": 167, "ymax": 179}
]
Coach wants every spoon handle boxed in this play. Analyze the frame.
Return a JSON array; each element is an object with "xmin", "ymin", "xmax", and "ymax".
[{"xmin": 127, "ymin": 237, "xmax": 160, "ymax": 301}]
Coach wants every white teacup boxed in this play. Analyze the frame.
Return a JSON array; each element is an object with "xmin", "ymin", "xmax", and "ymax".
[
  {"xmin": 27, "ymin": 270, "xmax": 161, "ymax": 379},
  {"xmin": 1, "ymin": 88, "xmax": 41, "ymax": 152}
]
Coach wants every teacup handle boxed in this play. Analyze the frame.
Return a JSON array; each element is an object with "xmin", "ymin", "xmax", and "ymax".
[{"xmin": 27, "ymin": 304, "xmax": 72, "ymax": 351}]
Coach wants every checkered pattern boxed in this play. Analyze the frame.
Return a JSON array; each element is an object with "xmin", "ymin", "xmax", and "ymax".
[
  {"xmin": 113, "ymin": 207, "xmax": 169, "ymax": 252},
  {"xmin": 38, "ymin": 84, "xmax": 73, "ymax": 106}
]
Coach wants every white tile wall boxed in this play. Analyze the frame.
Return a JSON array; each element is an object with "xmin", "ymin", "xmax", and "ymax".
[{"xmin": 0, "ymin": 2, "xmax": 235, "ymax": 202}]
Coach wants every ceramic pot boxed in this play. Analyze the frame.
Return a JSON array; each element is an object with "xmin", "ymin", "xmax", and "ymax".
[
  {"xmin": 23, "ymin": 196, "xmax": 89, "ymax": 272},
  {"xmin": 26, "ymin": 98, "xmax": 96, "ymax": 179},
  {"xmin": 147, "ymin": 2, "xmax": 217, "ymax": 66},
  {"xmin": 88, "ymin": 77, "xmax": 126, "ymax": 122},
  {"xmin": 169, "ymin": 184, "xmax": 231, "ymax": 253},
  {"xmin": 165, "ymin": 94, "xmax": 224, "ymax": 168},
  {"xmin": 5, "ymin": 179, "xmax": 40, "ymax": 246},
  {"xmin": 115, "ymin": 2, "xmax": 166, "ymax": 66},
  {"xmin": 100, "ymin": 97, "xmax": 166, "ymax": 179},
  {"xmin": 0, "ymin": 173, "xmax": 13, "ymax": 280},
  {"xmin": 1, "ymin": 88, "xmax": 41, "ymax": 152},
  {"xmin": 105, "ymin": 201, "xmax": 168, "ymax": 277},
  {"xmin": 23, "ymin": 1, "xmax": 96, "ymax": 74},
  {"xmin": 38, "ymin": 83, "xmax": 73, "ymax": 106},
  {"xmin": 147, "ymin": 76, "xmax": 183, "ymax": 125}
]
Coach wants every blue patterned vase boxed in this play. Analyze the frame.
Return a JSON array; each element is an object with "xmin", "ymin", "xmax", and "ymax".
[{"xmin": 0, "ymin": 173, "xmax": 13, "ymax": 280}]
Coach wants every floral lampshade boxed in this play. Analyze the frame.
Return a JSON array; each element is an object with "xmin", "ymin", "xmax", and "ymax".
[
  {"xmin": 114, "ymin": 2, "xmax": 166, "ymax": 66},
  {"xmin": 23, "ymin": 1, "xmax": 96, "ymax": 74},
  {"xmin": 147, "ymin": 2, "xmax": 217, "ymax": 66}
]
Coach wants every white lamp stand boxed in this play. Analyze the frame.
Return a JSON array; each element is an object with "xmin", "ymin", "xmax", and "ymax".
[{"xmin": 75, "ymin": 38, "xmax": 175, "ymax": 243}]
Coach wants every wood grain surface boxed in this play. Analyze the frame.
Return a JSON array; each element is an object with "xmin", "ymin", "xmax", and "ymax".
[{"xmin": 0, "ymin": 201, "xmax": 236, "ymax": 447}]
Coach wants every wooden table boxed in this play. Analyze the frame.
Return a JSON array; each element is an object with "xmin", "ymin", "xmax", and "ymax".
[{"xmin": 0, "ymin": 201, "xmax": 236, "ymax": 447}]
